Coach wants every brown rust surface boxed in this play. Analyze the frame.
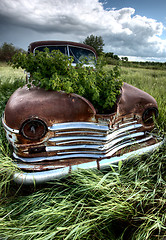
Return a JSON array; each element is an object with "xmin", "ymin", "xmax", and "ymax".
[
  {"xmin": 4, "ymin": 83, "xmax": 158, "ymax": 131},
  {"xmin": 116, "ymin": 83, "xmax": 158, "ymax": 131},
  {"xmin": 118, "ymin": 83, "xmax": 158, "ymax": 116},
  {"xmin": 4, "ymin": 86, "xmax": 96, "ymax": 130}
]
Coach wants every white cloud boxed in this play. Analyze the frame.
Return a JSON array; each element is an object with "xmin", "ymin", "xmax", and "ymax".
[{"xmin": 0, "ymin": 0, "xmax": 166, "ymax": 61}]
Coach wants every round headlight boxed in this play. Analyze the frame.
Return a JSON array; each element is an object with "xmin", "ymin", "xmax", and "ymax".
[
  {"xmin": 142, "ymin": 107, "xmax": 158, "ymax": 125},
  {"xmin": 21, "ymin": 119, "xmax": 47, "ymax": 140}
]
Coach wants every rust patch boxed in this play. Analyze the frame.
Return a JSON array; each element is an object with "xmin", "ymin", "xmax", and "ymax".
[
  {"xmin": 16, "ymin": 158, "xmax": 95, "ymax": 172},
  {"xmin": 117, "ymin": 83, "xmax": 158, "ymax": 121},
  {"xmin": 96, "ymin": 159, "xmax": 100, "ymax": 170}
]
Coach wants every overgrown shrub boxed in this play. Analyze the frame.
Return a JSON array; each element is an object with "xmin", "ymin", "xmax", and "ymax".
[{"xmin": 11, "ymin": 49, "xmax": 122, "ymax": 113}]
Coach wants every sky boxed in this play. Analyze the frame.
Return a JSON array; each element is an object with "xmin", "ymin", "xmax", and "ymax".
[{"xmin": 0, "ymin": 0, "xmax": 166, "ymax": 62}]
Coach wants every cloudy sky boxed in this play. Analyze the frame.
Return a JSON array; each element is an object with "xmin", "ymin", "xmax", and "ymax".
[{"xmin": 0, "ymin": 0, "xmax": 166, "ymax": 62}]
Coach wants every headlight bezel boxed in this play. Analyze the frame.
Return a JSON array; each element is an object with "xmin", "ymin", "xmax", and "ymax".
[
  {"xmin": 142, "ymin": 107, "xmax": 158, "ymax": 125},
  {"xmin": 20, "ymin": 118, "xmax": 48, "ymax": 140}
]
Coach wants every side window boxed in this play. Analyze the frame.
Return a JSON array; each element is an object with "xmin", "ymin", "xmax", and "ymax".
[{"xmin": 34, "ymin": 46, "xmax": 67, "ymax": 55}]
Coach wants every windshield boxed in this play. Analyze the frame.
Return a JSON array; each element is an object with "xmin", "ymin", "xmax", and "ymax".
[
  {"xmin": 34, "ymin": 45, "xmax": 96, "ymax": 65},
  {"xmin": 68, "ymin": 46, "xmax": 96, "ymax": 64}
]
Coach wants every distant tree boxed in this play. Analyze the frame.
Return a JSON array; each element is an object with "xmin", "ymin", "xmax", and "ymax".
[
  {"xmin": 105, "ymin": 52, "xmax": 114, "ymax": 58},
  {"xmin": 105, "ymin": 52, "xmax": 121, "ymax": 65},
  {"xmin": 83, "ymin": 35, "xmax": 105, "ymax": 56},
  {"xmin": 0, "ymin": 42, "xmax": 25, "ymax": 61},
  {"xmin": 121, "ymin": 57, "xmax": 128, "ymax": 62},
  {"xmin": 113, "ymin": 54, "xmax": 120, "ymax": 61}
]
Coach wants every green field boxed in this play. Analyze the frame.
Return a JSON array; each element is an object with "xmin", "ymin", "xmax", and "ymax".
[{"xmin": 0, "ymin": 62, "xmax": 165, "ymax": 240}]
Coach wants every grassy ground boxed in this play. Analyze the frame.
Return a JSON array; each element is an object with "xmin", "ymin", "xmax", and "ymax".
[{"xmin": 0, "ymin": 62, "xmax": 165, "ymax": 240}]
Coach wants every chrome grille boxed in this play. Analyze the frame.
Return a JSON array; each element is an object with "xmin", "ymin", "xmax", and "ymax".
[{"xmin": 14, "ymin": 120, "xmax": 153, "ymax": 163}]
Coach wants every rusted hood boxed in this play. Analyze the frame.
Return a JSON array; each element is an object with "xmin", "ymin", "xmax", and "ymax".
[
  {"xmin": 4, "ymin": 85, "xmax": 96, "ymax": 130},
  {"xmin": 4, "ymin": 82, "xmax": 158, "ymax": 131}
]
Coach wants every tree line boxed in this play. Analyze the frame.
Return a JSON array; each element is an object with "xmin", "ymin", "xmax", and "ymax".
[{"xmin": 0, "ymin": 42, "xmax": 25, "ymax": 61}]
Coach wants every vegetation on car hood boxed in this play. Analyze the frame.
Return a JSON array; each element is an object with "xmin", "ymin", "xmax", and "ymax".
[{"xmin": 11, "ymin": 49, "xmax": 122, "ymax": 113}]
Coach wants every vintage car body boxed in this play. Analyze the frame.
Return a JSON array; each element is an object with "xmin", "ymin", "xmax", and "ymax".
[{"xmin": 2, "ymin": 41, "xmax": 164, "ymax": 184}]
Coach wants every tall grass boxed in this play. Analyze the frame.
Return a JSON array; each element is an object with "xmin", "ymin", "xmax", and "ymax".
[
  {"xmin": 0, "ymin": 148, "xmax": 165, "ymax": 239},
  {"xmin": 0, "ymin": 62, "xmax": 25, "ymax": 142},
  {"xmin": 0, "ymin": 63, "xmax": 165, "ymax": 240}
]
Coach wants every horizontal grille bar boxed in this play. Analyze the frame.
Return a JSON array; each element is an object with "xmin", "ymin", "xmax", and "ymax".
[{"xmin": 48, "ymin": 122, "xmax": 109, "ymax": 132}]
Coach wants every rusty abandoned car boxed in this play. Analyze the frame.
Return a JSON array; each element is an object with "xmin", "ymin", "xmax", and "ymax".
[{"xmin": 2, "ymin": 41, "xmax": 164, "ymax": 184}]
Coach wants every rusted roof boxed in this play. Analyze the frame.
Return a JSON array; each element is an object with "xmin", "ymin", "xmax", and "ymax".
[{"xmin": 29, "ymin": 40, "xmax": 97, "ymax": 56}]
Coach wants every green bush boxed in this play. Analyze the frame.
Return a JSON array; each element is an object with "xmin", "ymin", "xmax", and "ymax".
[{"xmin": 11, "ymin": 49, "xmax": 122, "ymax": 113}]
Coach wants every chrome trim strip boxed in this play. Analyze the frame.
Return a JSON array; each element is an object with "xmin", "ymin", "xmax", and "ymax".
[
  {"xmin": 48, "ymin": 122, "xmax": 109, "ymax": 132},
  {"xmin": 103, "ymin": 132, "xmax": 145, "ymax": 150},
  {"xmin": 47, "ymin": 123, "xmax": 142, "ymax": 149},
  {"xmin": 47, "ymin": 132, "xmax": 145, "ymax": 152},
  {"xmin": 13, "ymin": 152, "xmax": 103, "ymax": 162},
  {"xmin": 55, "ymin": 133, "xmax": 149, "ymax": 156},
  {"xmin": 49, "ymin": 135, "xmax": 107, "ymax": 143},
  {"xmin": 2, "ymin": 114, "xmax": 19, "ymax": 134},
  {"xmin": 16, "ymin": 163, "xmax": 66, "ymax": 170},
  {"xmin": 107, "ymin": 124, "xmax": 142, "ymax": 140},
  {"xmin": 117, "ymin": 120, "xmax": 138, "ymax": 128},
  {"xmin": 54, "ymin": 130, "xmax": 106, "ymax": 136},
  {"xmin": 46, "ymin": 144, "xmax": 102, "ymax": 152},
  {"xmin": 105, "ymin": 135, "xmax": 153, "ymax": 157}
]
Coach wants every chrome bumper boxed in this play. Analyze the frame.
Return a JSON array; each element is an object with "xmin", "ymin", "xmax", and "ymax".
[{"xmin": 13, "ymin": 140, "xmax": 165, "ymax": 185}]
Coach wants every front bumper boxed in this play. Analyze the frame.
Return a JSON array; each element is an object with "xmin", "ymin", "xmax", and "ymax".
[{"xmin": 13, "ymin": 140, "xmax": 165, "ymax": 184}]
